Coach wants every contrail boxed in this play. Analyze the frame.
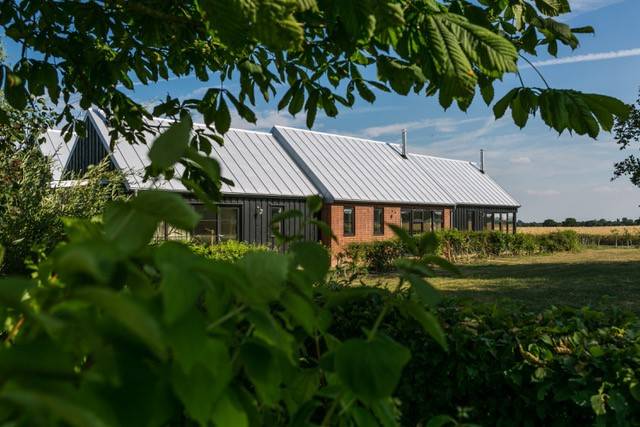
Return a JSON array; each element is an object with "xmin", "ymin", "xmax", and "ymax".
[{"xmin": 522, "ymin": 47, "xmax": 640, "ymax": 68}]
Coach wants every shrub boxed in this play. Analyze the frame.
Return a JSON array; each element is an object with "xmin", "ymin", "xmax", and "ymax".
[
  {"xmin": 345, "ymin": 230, "xmax": 581, "ymax": 272},
  {"xmin": 0, "ymin": 147, "xmax": 125, "ymax": 275},
  {"xmin": 331, "ymin": 293, "xmax": 640, "ymax": 426},
  {"xmin": 188, "ymin": 240, "xmax": 268, "ymax": 262}
]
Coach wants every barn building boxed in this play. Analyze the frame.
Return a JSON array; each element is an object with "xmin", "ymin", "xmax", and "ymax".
[{"xmin": 45, "ymin": 109, "xmax": 520, "ymax": 256}]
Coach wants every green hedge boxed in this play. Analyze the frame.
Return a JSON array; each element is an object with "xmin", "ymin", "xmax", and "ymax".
[
  {"xmin": 345, "ymin": 230, "xmax": 580, "ymax": 273},
  {"xmin": 188, "ymin": 240, "xmax": 268, "ymax": 262},
  {"xmin": 330, "ymin": 294, "xmax": 640, "ymax": 426},
  {"xmin": 578, "ymin": 233, "xmax": 640, "ymax": 247}
]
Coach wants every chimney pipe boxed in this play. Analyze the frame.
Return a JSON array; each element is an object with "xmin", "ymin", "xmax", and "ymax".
[
  {"xmin": 401, "ymin": 128, "xmax": 407, "ymax": 158},
  {"xmin": 480, "ymin": 149, "xmax": 485, "ymax": 173}
]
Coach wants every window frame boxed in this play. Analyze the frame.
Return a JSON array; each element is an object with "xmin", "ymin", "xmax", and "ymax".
[
  {"xmin": 192, "ymin": 203, "xmax": 242, "ymax": 244},
  {"xmin": 484, "ymin": 212, "xmax": 494, "ymax": 231},
  {"xmin": 373, "ymin": 206, "xmax": 385, "ymax": 235},
  {"xmin": 432, "ymin": 209, "xmax": 444, "ymax": 232},
  {"xmin": 270, "ymin": 205, "xmax": 284, "ymax": 237},
  {"xmin": 466, "ymin": 210, "xmax": 475, "ymax": 231},
  {"xmin": 343, "ymin": 205, "xmax": 356, "ymax": 236}
]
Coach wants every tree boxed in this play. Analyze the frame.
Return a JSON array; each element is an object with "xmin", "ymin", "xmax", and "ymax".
[
  {"xmin": 562, "ymin": 217, "xmax": 578, "ymax": 227},
  {"xmin": 543, "ymin": 219, "xmax": 558, "ymax": 227},
  {"xmin": 613, "ymin": 88, "xmax": 640, "ymax": 188},
  {"xmin": 0, "ymin": 2, "xmax": 634, "ymax": 425},
  {"xmin": 0, "ymin": 0, "xmax": 630, "ymax": 209}
]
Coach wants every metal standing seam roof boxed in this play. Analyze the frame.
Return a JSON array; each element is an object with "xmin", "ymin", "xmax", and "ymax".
[
  {"xmin": 273, "ymin": 126, "xmax": 456, "ymax": 205},
  {"xmin": 39, "ymin": 129, "xmax": 76, "ymax": 181},
  {"xmin": 408, "ymin": 153, "xmax": 520, "ymax": 207},
  {"xmin": 86, "ymin": 109, "xmax": 318, "ymax": 198},
  {"xmin": 273, "ymin": 126, "xmax": 519, "ymax": 208}
]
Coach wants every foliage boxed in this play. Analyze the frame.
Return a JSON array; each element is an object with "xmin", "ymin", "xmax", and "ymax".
[
  {"xmin": 0, "ymin": 193, "xmax": 455, "ymax": 426},
  {"xmin": 345, "ymin": 230, "xmax": 580, "ymax": 272},
  {"xmin": 0, "ymin": 0, "xmax": 629, "ymax": 208},
  {"xmin": 0, "ymin": 147, "xmax": 126, "ymax": 274},
  {"xmin": 330, "ymin": 295, "xmax": 640, "ymax": 426},
  {"xmin": 188, "ymin": 240, "xmax": 268, "ymax": 263},
  {"xmin": 613, "ymin": 88, "xmax": 640, "ymax": 187}
]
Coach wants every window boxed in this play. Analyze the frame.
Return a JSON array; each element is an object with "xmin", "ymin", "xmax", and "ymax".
[
  {"xmin": 343, "ymin": 206, "xmax": 355, "ymax": 236},
  {"xmin": 373, "ymin": 207, "xmax": 384, "ymax": 235},
  {"xmin": 497, "ymin": 213, "xmax": 505, "ymax": 232},
  {"xmin": 270, "ymin": 205, "xmax": 284, "ymax": 236},
  {"xmin": 193, "ymin": 205, "xmax": 240, "ymax": 244},
  {"xmin": 484, "ymin": 213, "xmax": 494, "ymax": 231},
  {"xmin": 466, "ymin": 211, "xmax": 475, "ymax": 231},
  {"xmin": 401, "ymin": 208, "xmax": 411, "ymax": 233},
  {"xmin": 506, "ymin": 213, "xmax": 513, "ymax": 233},
  {"xmin": 412, "ymin": 209, "xmax": 425, "ymax": 235},
  {"xmin": 432, "ymin": 210, "xmax": 444, "ymax": 231}
]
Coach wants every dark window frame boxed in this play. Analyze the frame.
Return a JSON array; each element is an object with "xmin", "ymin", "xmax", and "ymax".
[
  {"xmin": 432, "ymin": 209, "xmax": 444, "ymax": 231},
  {"xmin": 373, "ymin": 206, "xmax": 385, "ymax": 235},
  {"xmin": 192, "ymin": 203, "xmax": 242, "ymax": 244},
  {"xmin": 343, "ymin": 205, "xmax": 356, "ymax": 236},
  {"xmin": 466, "ymin": 210, "xmax": 476, "ymax": 231},
  {"xmin": 270, "ymin": 205, "xmax": 285, "ymax": 237}
]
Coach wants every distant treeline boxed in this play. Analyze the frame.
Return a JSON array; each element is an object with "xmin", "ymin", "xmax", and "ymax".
[{"xmin": 517, "ymin": 217, "xmax": 640, "ymax": 227}]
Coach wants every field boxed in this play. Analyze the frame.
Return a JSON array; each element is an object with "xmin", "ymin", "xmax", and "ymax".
[
  {"xmin": 364, "ymin": 248, "xmax": 640, "ymax": 313},
  {"xmin": 519, "ymin": 225, "xmax": 640, "ymax": 235}
]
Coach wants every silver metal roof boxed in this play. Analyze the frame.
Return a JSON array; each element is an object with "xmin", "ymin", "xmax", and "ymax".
[
  {"xmin": 39, "ymin": 129, "xmax": 75, "ymax": 181},
  {"xmin": 87, "ymin": 110, "xmax": 318, "ymax": 198},
  {"xmin": 273, "ymin": 126, "xmax": 455, "ymax": 205},
  {"xmin": 273, "ymin": 126, "xmax": 518, "ymax": 207},
  {"xmin": 410, "ymin": 153, "xmax": 520, "ymax": 207}
]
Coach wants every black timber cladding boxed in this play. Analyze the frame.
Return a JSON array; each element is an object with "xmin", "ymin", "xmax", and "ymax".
[
  {"xmin": 64, "ymin": 119, "xmax": 114, "ymax": 176},
  {"xmin": 190, "ymin": 195, "xmax": 318, "ymax": 249},
  {"xmin": 453, "ymin": 205, "xmax": 518, "ymax": 232}
]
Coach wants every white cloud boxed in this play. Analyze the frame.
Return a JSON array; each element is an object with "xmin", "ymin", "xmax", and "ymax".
[
  {"xmin": 361, "ymin": 117, "xmax": 485, "ymax": 138},
  {"xmin": 523, "ymin": 48, "xmax": 640, "ymax": 69},
  {"xmin": 569, "ymin": 0, "xmax": 624, "ymax": 12},
  {"xmin": 510, "ymin": 156, "xmax": 532, "ymax": 164},
  {"xmin": 230, "ymin": 108, "xmax": 308, "ymax": 131},
  {"xmin": 593, "ymin": 185, "xmax": 621, "ymax": 193},
  {"xmin": 527, "ymin": 189, "xmax": 561, "ymax": 196}
]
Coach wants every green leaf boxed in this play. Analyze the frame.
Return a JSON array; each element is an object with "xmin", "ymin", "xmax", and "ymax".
[
  {"xmin": 335, "ymin": 336, "xmax": 410, "ymax": 401},
  {"xmin": 306, "ymin": 194, "xmax": 323, "ymax": 214},
  {"xmin": 0, "ymin": 388, "xmax": 111, "ymax": 427},
  {"xmin": 215, "ymin": 95, "xmax": 231, "ymax": 134},
  {"xmin": 388, "ymin": 223, "xmax": 417, "ymax": 255},
  {"xmin": 211, "ymin": 392, "xmax": 249, "ymax": 427},
  {"xmin": 74, "ymin": 287, "xmax": 166, "ymax": 360},
  {"xmin": 426, "ymin": 415, "xmax": 458, "ymax": 427},
  {"xmin": 289, "ymin": 241, "xmax": 330, "ymax": 284},
  {"xmin": 236, "ymin": 251, "xmax": 289, "ymax": 304},
  {"xmin": 406, "ymin": 274, "xmax": 442, "ymax": 307},
  {"xmin": 239, "ymin": 339, "xmax": 284, "ymax": 404},
  {"xmin": 590, "ymin": 393, "xmax": 607, "ymax": 416},
  {"xmin": 171, "ymin": 338, "xmax": 232, "ymax": 425},
  {"xmin": 403, "ymin": 300, "xmax": 448, "ymax": 351},
  {"xmin": 149, "ymin": 115, "xmax": 192, "ymax": 170},
  {"xmin": 132, "ymin": 190, "xmax": 200, "ymax": 230},
  {"xmin": 4, "ymin": 71, "xmax": 28, "ymax": 110},
  {"xmin": 0, "ymin": 277, "xmax": 35, "ymax": 306},
  {"xmin": 103, "ymin": 201, "xmax": 157, "ymax": 254}
]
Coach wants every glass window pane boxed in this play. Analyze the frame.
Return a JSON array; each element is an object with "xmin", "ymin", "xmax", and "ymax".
[
  {"xmin": 466, "ymin": 211, "xmax": 475, "ymax": 231},
  {"xmin": 433, "ymin": 210, "xmax": 443, "ymax": 231},
  {"xmin": 271, "ymin": 206, "xmax": 284, "ymax": 235},
  {"xmin": 485, "ymin": 213, "xmax": 494, "ymax": 231},
  {"xmin": 219, "ymin": 206, "xmax": 239, "ymax": 241},
  {"xmin": 401, "ymin": 208, "xmax": 411, "ymax": 233},
  {"xmin": 412, "ymin": 209, "xmax": 424, "ymax": 235},
  {"xmin": 506, "ymin": 212, "xmax": 513, "ymax": 233},
  {"xmin": 343, "ymin": 206, "xmax": 355, "ymax": 236},
  {"xmin": 373, "ymin": 207, "xmax": 384, "ymax": 235},
  {"xmin": 193, "ymin": 219, "xmax": 217, "ymax": 244}
]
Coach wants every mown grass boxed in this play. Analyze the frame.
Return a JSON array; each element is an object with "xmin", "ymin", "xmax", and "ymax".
[{"xmin": 363, "ymin": 248, "xmax": 640, "ymax": 313}]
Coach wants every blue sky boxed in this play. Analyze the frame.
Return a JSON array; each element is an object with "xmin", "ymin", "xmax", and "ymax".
[{"xmin": 4, "ymin": 0, "xmax": 640, "ymax": 221}]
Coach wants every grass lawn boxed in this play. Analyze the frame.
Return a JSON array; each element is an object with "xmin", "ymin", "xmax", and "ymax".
[{"xmin": 364, "ymin": 248, "xmax": 640, "ymax": 313}]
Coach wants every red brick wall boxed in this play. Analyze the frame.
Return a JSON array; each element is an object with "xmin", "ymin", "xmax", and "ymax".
[{"xmin": 321, "ymin": 203, "xmax": 452, "ymax": 259}]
